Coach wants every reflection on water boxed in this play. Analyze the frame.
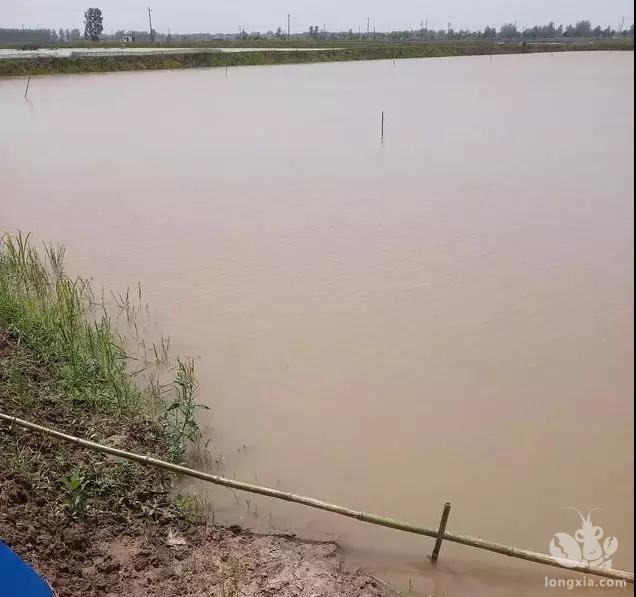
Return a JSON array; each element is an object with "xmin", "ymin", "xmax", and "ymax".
[{"xmin": 1, "ymin": 51, "xmax": 633, "ymax": 596}]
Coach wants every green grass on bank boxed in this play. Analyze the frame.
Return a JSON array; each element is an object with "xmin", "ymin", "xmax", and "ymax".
[
  {"xmin": 0, "ymin": 232, "xmax": 205, "ymax": 462},
  {"xmin": 1, "ymin": 39, "xmax": 632, "ymax": 77}
]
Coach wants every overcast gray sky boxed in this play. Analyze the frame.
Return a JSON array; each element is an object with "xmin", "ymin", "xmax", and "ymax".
[{"xmin": 1, "ymin": 0, "xmax": 633, "ymax": 34}]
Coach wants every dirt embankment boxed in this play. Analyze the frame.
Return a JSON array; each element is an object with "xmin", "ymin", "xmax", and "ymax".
[
  {"xmin": 0, "ymin": 329, "xmax": 391, "ymax": 597},
  {"xmin": 1, "ymin": 39, "xmax": 633, "ymax": 77}
]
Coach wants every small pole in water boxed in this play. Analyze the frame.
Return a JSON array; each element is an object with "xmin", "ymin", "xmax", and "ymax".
[
  {"xmin": 431, "ymin": 502, "xmax": 451, "ymax": 562},
  {"xmin": 225, "ymin": 65, "xmax": 228, "ymax": 78},
  {"xmin": 24, "ymin": 75, "xmax": 31, "ymax": 100},
  {"xmin": 381, "ymin": 110, "xmax": 384, "ymax": 139}
]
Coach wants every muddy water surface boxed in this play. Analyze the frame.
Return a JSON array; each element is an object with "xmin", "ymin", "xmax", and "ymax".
[{"xmin": 1, "ymin": 51, "xmax": 633, "ymax": 596}]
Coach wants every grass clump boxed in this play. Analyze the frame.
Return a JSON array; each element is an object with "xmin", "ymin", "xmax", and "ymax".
[
  {"xmin": 0, "ymin": 233, "xmax": 135, "ymax": 408},
  {"xmin": 0, "ymin": 232, "xmax": 205, "ymax": 462},
  {"xmin": 162, "ymin": 357, "xmax": 207, "ymax": 462}
]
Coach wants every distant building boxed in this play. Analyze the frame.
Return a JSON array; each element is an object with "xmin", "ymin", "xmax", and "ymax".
[{"xmin": 122, "ymin": 34, "xmax": 134, "ymax": 43}]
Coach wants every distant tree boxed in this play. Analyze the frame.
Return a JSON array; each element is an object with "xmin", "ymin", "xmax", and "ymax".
[
  {"xmin": 499, "ymin": 23, "xmax": 519, "ymax": 38},
  {"xmin": 621, "ymin": 23, "xmax": 634, "ymax": 37},
  {"xmin": 84, "ymin": 8, "xmax": 104, "ymax": 42},
  {"xmin": 3, "ymin": 18, "xmax": 625, "ymax": 47},
  {"xmin": 0, "ymin": 28, "xmax": 56, "ymax": 43},
  {"xmin": 522, "ymin": 22, "xmax": 560, "ymax": 39},
  {"xmin": 574, "ymin": 20, "xmax": 592, "ymax": 37}
]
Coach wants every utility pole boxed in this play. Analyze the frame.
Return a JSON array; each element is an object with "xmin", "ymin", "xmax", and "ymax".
[
  {"xmin": 287, "ymin": 14, "xmax": 291, "ymax": 39},
  {"xmin": 618, "ymin": 16, "xmax": 625, "ymax": 33},
  {"xmin": 148, "ymin": 7, "xmax": 155, "ymax": 44},
  {"xmin": 367, "ymin": 17, "xmax": 370, "ymax": 36}
]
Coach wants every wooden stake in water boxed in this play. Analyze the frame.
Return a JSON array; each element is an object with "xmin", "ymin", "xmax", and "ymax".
[
  {"xmin": 431, "ymin": 502, "xmax": 451, "ymax": 561},
  {"xmin": 381, "ymin": 110, "xmax": 384, "ymax": 139},
  {"xmin": 24, "ymin": 75, "xmax": 31, "ymax": 99}
]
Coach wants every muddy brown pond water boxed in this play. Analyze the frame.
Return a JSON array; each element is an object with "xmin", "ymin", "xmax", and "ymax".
[{"xmin": 1, "ymin": 51, "xmax": 634, "ymax": 596}]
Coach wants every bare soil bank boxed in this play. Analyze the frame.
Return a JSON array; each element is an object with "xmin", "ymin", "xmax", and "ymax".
[
  {"xmin": 0, "ymin": 330, "xmax": 391, "ymax": 597},
  {"xmin": 1, "ymin": 39, "xmax": 632, "ymax": 77}
]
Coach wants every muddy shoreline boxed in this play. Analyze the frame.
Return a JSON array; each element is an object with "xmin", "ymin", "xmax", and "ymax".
[{"xmin": 0, "ymin": 327, "xmax": 393, "ymax": 596}]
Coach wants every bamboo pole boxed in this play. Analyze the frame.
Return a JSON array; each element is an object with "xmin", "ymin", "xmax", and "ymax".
[
  {"xmin": 0, "ymin": 412, "xmax": 632, "ymax": 584},
  {"xmin": 24, "ymin": 75, "xmax": 31, "ymax": 99},
  {"xmin": 431, "ymin": 502, "xmax": 451, "ymax": 561}
]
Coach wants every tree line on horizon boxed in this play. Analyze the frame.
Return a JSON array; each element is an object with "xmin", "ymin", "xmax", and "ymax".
[{"xmin": 0, "ymin": 18, "xmax": 634, "ymax": 45}]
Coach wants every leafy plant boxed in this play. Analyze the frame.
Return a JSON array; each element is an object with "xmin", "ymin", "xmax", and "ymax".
[
  {"xmin": 62, "ymin": 470, "xmax": 90, "ymax": 518},
  {"xmin": 162, "ymin": 358, "xmax": 208, "ymax": 462}
]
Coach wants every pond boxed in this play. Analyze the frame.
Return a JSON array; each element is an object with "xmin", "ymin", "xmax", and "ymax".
[{"xmin": 1, "ymin": 51, "xmax": 633, "ymax": 596}]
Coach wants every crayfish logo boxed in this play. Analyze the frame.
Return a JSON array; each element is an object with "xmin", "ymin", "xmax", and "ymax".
[{"xmin": 549, "ymin": 508, "xmax": 619, "ymax": 569}]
